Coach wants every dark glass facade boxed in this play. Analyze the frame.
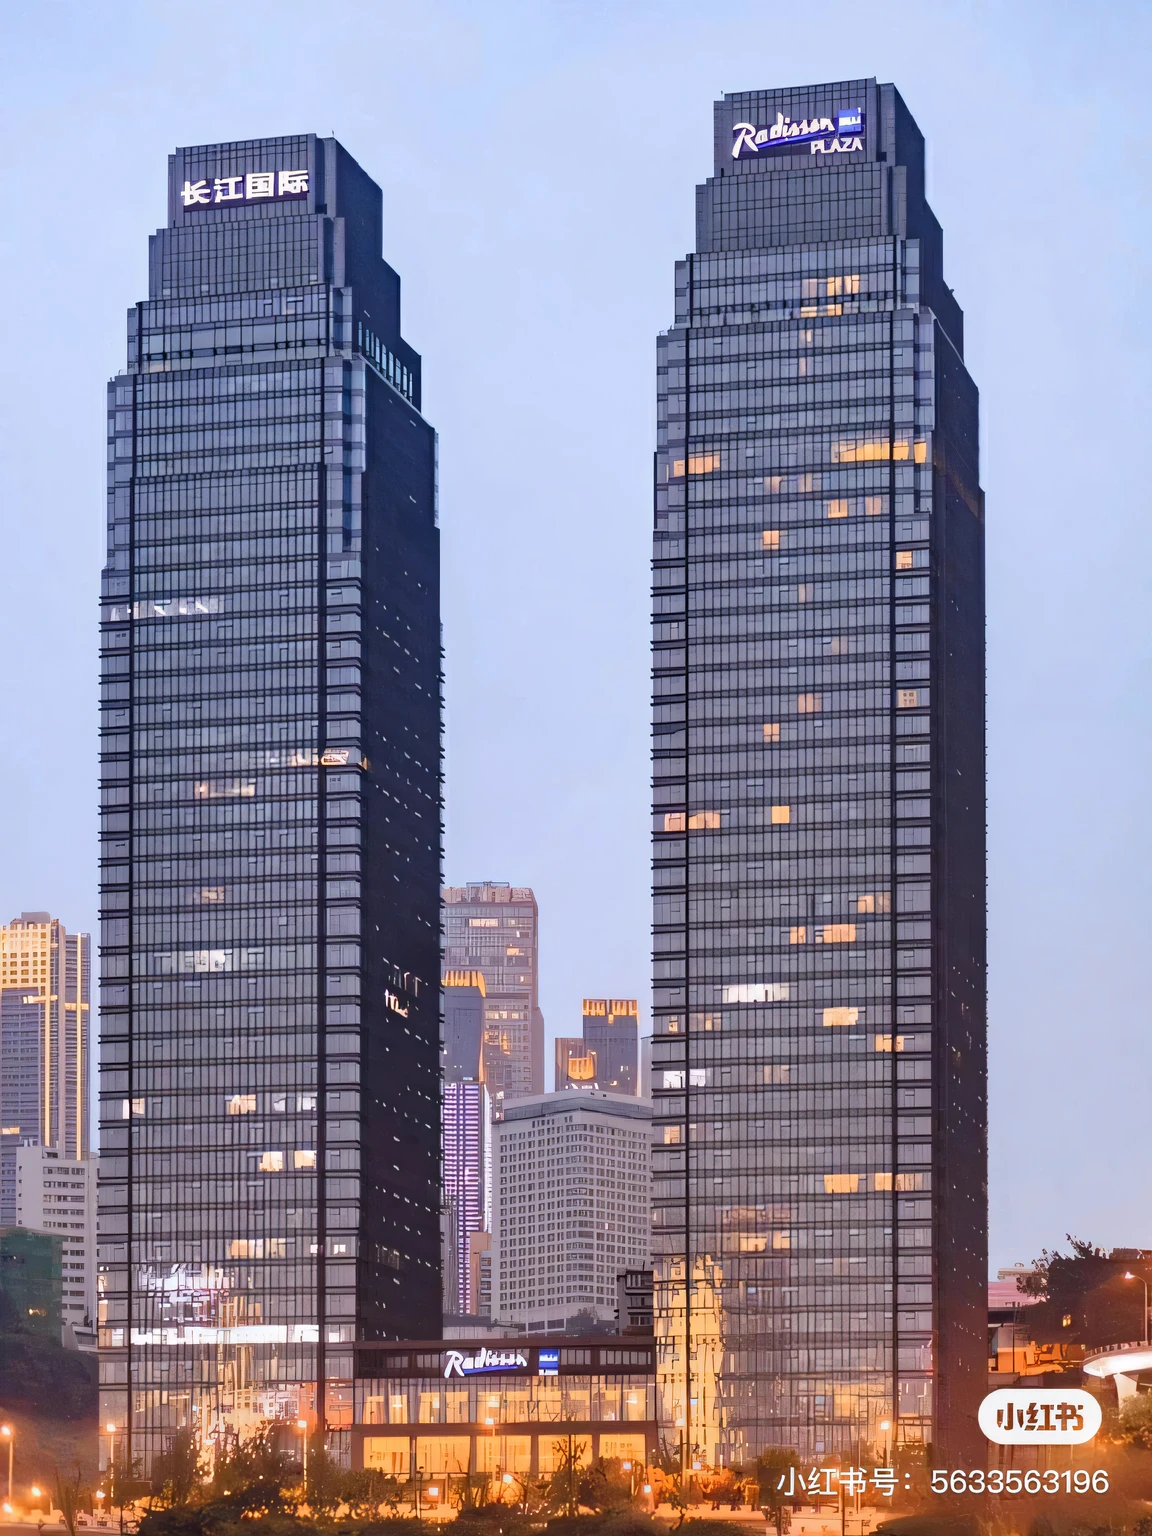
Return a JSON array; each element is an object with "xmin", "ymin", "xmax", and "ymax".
[
  {"xmin": 98, "ymin": 136, "xmax": 441, "ymax": 1471},
  {"xmin": 649, "ymin": 82, "xmax": 985, "ymax": 1465}
]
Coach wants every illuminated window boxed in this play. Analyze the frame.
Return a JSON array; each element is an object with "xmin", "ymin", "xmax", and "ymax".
[
  {"xmin": 662, "ymin": 1126, "xmax": 682, "ymax": 1145},
  {"xmin": 857, "ymin": 892, "xmax": 891, "ymax": 913},
  {"xmin": 764, "ymin": 1065, "xmax": 790, "ymax": 1084},
  {"xmin": 688, "ymin": 810, "xmax": 721, "ymax": 829},
  {"xmin": 229, "ymin": 1239, "xmax": 264, "ymax": 1259},
  {"xmin": 294, "ymin": 1149, "xmax": 317, "ymax": 1169},
  {"xmin": 258, "ymin": 1151, "xmax": 284, "ymax": 1172},
  {"xmin": 772, "ymin": 1231, "xmax": 791, "ymax": 1250},
  {"xmin": 789, "ymin": 926, "xmax": 807, "ymax": 944},
  {"xmin": 874, "ymin": 1035, "xmax": 906, "ymax": 1054},
  {"xmin": 797, "ymin": 693, "xmax": 821, "ymax": 714},
  {"xmin": 823, "ymin": 1007, "xmax": 859, "ymax": 1028},
  {"xmin": 662, "ymin": 1071, "xmax": 686, "ymax": 1090},
  {"xmin": 197, "ymin": 887, "xmax": 225, "ymax": 904},
  {"xmin": 826, "ymin": 499, "xmax": 849, "ymax": 519},
  {"xmin": 765, "ymin": 475, "xmax": 783, "ymax": 493},
  {"xmin": 797, "ymin": 473, "xmax": 814, "ymax": 492},
  {"xmin": 895, "ymin": 550, "xmax": 914, "ymax": 570},
  {"xmin": 823, "ymin": 1174, "xmax": 860, "ymax": 1194},
  {"xmin": 797, "ymin": 584, "xmax": 813, "ymax": 603},
  {"xmin": 121, "ymin": 1098, "xmax": 145, "ymax": 1118},
  {"xmin": 468, "ymin": 918, "xmax": 498, "ymax": 927},
  {"xmin": 663, "ymin": 812, "xmax": 686, "ymax": 832},
  {"xmin": 865, "ymin": 496, "xmax": 885, "ymax": 516},
  {"xmin": 687, "ymin": 453, "xmax": 719, "ymax": 475},
  {"xmin": 761, "ymin": 529, "xmax": 781, "ymax": 550},
  {"xmin": 762, "ymin": 722, "xmax": 780, "ymax": 743},
  {"xmin": 227, "ymin": 1094, "xmax": 257, "ymax": 1115},
  {"xmin": 818, "ymin": 924, "xmax": 856, "ymax": 944},
  {"xmin": 192, "ymin": 779, "xmax": 255, "ymax": 800},
  {"xmin": 897, "ymin": 689, "xmax": 919, "ymax": 708},
  {"xmin": 771, "ymin": 805, "xmax": 791, "ymax": 825}
]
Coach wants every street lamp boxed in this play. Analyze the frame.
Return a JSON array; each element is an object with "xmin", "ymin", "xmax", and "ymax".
[
  {"xmin": 1123, "ymin": 1273, "xmax": 1150, "ymax": 1346},
  {"xmin": 297, "ymin": 1419, "xmax": 309, "ymax": 1495}
]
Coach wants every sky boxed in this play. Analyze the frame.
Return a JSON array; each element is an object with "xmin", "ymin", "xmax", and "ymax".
[{"xmin": 0, "ymin": 0, "xmax": 1149, "ymax": 1273}]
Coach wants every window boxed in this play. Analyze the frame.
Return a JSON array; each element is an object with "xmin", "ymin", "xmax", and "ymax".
[
  {"xmin": 895, "ymin": 550, "xmax": 914, "ymax": 570},
  {"xmin": 723, "ymin": 982, "xmax": 789, "ymax": 1004},
  {"xmin": 468, "ymin": 918, "xmax": 498, "ymax": 927},
  {"xmin": 687, "ymin": 453, "xmax": 719, "ymax": 474},
  {"xmin": 822, "ymin": 1007, "xmax": 859, "ymax": 1028},
  {"xmin": 761, "ymin": 529, "xmax": 781, "ymax": 550},
  {"xmin": 865, "ymin": 496, "xmax": 885, "ymax": 516},
  {"xmin": 688, "ymin": 810, "xmax": 720, "ymax": 829},
  {"xmin": 789, "ymin": 926, "xmax": 807, "ymax": 944},
  {"xmin": 824, "ymin": 1174, "xmax": 861, "ymax": 1194},
  {"xmin": 258, "ymin": 1150, "xmax": 284, "ymax": 1172},
  {"xmin": 797, "ymin": 584, "xmax": 813, "ymax": 603},
  {"xmin": 818, "ymin": 924, "xmax": 856, "ymax": 944},
  {"xmin": 662, "ymin": 1071, "xmax": 686, "ymax": 1090},
  {"xmin": 771, "ymin": 805, "xmax": 791, "ymax": 824},
  {"xmin": 227, "ymin": 1094, "xmax": 257, "ymax": 1115},
  {"xmin": 897, "ymin": 689, "xmax": 920, "ymax": 708},
  {"xmin": 764, "ymin": 1065, "xmax": 790, "ymax": 1084},
  {"xmin": 662, "ymin": 1125, "xmax": 682, "ymax": 1144},
  {"xmin": 826, "ymin": 500, "xmax": 849, "ymax": 519},
  {"xmin": 856, "ymin": 892, "xmax": 890, "ymax": 914},
  {"xmin": 762, "ymin": 722, "xmax": 780, "ymax": 743},
  {"xmin": 765, "ymin": 475, "xmax": 783, "ymax": 493},
  {"xmin": 874, "ymin": 1035, "xmax": 906, "ymax": 1053},
  {"xmin": 663, "ymin": 813, "xmax": 686, "ymax": 832},
  {"xmin": 294, "ymin": 1149, "xmax": 316, "ymax": 1169},
  {"xmin": 797, "ymin": 693, "xmax": 821, "ymax": 714}
]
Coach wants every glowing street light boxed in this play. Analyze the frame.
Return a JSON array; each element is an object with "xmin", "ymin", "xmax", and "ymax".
[
  {"xmin": 0, "ymin": 1425, "xmax": 12, "ymax": 1505},
  {"xmin": 297, "ymin": 1419, "xmax": 309, "ymax": 1494},
  {"xmin": 1124, "ymin": 1271, "xmax": 1148, "ymax": 1345}
]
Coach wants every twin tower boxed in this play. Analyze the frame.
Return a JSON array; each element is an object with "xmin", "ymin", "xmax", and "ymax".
[{"xmin": 98, "ymin": 80, "xmax": 985, "ymax": 1470}]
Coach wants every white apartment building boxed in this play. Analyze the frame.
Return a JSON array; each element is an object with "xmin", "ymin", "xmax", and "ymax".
[
  {"xmin": 15, "ymin": 1144, "xmax": 96, "ymax": 1338},
  {"xmin": 493, "ymin": 1091, "xmax": 650, "ymax": 1331}
]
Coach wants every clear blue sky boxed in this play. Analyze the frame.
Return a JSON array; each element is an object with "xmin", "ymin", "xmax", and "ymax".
[{"xmin": 1, "ymin": 0, "xmax": 1148, "ymax": 1272}]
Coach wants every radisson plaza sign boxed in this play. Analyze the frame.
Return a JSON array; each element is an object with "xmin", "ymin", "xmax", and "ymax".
[{"xmin": 732, "ymin": 108, "xmax": 864, "ymax": 159}]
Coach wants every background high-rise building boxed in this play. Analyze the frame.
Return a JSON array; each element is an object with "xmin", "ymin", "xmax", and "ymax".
[
  {"xmin": 442, "ymin": 884, "xmax": 544, "ymax": 1100},
  {"xmin": 581, "ymin": 999, "xmax": 639, "ymax": 1095},
  {"xmin": 555, "ymin": 1035, "xmax": 595, "ymax": 1091},
  {"xmin": 650, "ymin": 81, "xmax": 985, "ymax": 1466},
  {"xmin": 0, "ymin": 914, "xmax": 91, "ymax": 1200},
  {"xmin": 492, "ymin": 1091, "xmax": 651, "ymax": 1331},
  {"xmin": 555, "ymin": 1001, "xmax": 641, "ymax": 1095},
  {"xmin": 442, "ymin": 1080, "xmax": 491, "ymax": 1317},
  {"xmin": 442, "ymin": 970, "xmax": 486, "ymax": 1083},
  {"xmin": 98, "ymin": 135, "xmax": 441, "ymax": 1471},
  {"xmin": 14, "ymin": 1145, "xmax": 96, "ymax": 1338}
]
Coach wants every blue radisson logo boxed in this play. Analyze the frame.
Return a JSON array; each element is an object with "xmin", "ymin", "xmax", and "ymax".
[{"xmin": 732, "ymin": 108, "xmax": 865, "ymax": 159}]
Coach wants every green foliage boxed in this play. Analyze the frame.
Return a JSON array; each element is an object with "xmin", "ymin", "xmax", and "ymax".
[
  {"xmin": 1018, "ymin": 1235, "xmax": 1151, "ymax": 1347},
  {"xmin": 1113, "ymin": 1392, "xmax": 1152, "ymax": 1450},
  {"xmin": 576, "ymin": 1457, "xmax": 636, "ymax": 1512},
  {"xmin": 150, "ymin": 1428, "xmax": 207, "ymax": 1507},
  {"xmin": 0, "ymin": 1334, "xmax": 97, "ymax": 1421}
]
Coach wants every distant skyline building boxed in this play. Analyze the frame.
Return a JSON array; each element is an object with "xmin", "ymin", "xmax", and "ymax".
[
  {"xmin": 15, "ymin": 1144, "xmax": 96, "ymax": 1338},
  {"xmin": 492, "ymin": 1090, "xmax": 650, "ymax": 1331},
  {"xmin": 442, "ymin": 1080, "xmax": 491, "ymax": 1317},
  {"xmin": 1, "ymin": 913, "xmax": 91, "ymax": 1229},
  {"xmin": 443, "ymin": 970, "xmax": 486, "ymax": 1082},
  {"xmin": 581, "ymin": 999, "xmax": 639, "ymax": 1095},
  {"xmin": 650, "ymin": 81, "xmax": 986, "ymax": 1466},
  {"xmin": 555, "ymin": 1000, "xmax": 641, "ymax": 1095},
  {"xmin": 98, "ymin": 135, "xmax": 441, "ymax": 1471},
  {"xmin": 442, "ymin": 884, "xmax": 544, "ymax": 1100}
]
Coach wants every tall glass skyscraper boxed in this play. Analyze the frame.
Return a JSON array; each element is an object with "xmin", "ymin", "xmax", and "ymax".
[
  {"xmin": 98, "ymin": 136, "xmax": 441, "ymax": 1471},
  {"xmin": 649, "ymin": 82, "xmax": 985, "ymax": 1466}
]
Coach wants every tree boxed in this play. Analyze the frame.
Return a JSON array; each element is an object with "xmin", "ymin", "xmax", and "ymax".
[
  {"xmin": 1017, "ymin": 1236, "xmax": 1150, "ymax": 1347},
  {"xmin": 546, "ymin": 1437, "xmax": 589, "ymax": 1516},
  {"xmin": 576, "ymin": 1456, "xmax": 635, "ymax": 1512},
  {"xmin": 150, "ymin": 1429, "xmax": 206, "ymax": 1507},
  {"xmin": 1112, "ymin": 1394, "xmax": 1152, "ymax": 1452},
  {"xmin": 752, "ymin": 1448, "xmax": 800, "ymax": 1535},
  {"xmin": 54, "ymin": 1465, "xmax": 86, "ymax": 1536}
]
